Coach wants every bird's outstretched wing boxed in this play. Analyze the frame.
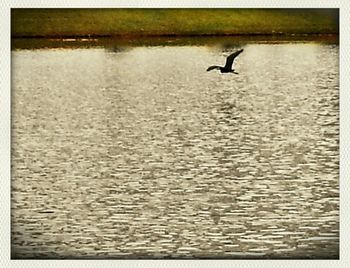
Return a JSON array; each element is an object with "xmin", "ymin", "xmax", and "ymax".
[
  {"xmin": 224, "ymin": 49, "xmax": 244, "ymax": 69},
  {"xmin": 207, "ymin": 65, "xmax": 220, "ymax": 71}
]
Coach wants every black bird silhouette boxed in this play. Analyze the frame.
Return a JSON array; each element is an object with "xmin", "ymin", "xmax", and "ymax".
[{"xmin": 207, "ymin": 49, "xmax": 244, "ymax": 74}]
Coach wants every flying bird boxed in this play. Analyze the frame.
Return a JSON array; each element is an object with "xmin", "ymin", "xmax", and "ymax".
[{"xmin": 207, "ymin": 49, "xmax": 244, "ymax": 74}]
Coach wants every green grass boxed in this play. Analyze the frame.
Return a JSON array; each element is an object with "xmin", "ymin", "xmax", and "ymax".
[{"xmin": 11, "ymin": 9, "xmax": 339, "ymax": 37}]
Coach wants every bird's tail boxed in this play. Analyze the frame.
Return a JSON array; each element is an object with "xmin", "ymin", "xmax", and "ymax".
[{"xmin": 206, "ymin": 65, "xmax": 220, "ymax": 72}]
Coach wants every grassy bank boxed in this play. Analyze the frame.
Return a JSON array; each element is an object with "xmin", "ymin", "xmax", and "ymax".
[{"xmin": 11, "ymin": 9, "xmax": 338, "ymax": 38}]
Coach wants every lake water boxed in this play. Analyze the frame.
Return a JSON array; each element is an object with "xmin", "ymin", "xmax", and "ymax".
[{"xmin": 11, "ymin": 41, "xmax": 339, "ymax": 259}]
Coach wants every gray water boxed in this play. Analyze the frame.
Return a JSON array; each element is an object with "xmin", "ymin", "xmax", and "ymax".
[{"xmin": 11, "ymin": 43, "xmax": 339, "ymax": 259}]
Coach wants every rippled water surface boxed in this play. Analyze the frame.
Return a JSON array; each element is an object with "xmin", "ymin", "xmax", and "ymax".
[{"xmin": 12, "ymin": 43, "xmax": 339, "ymax": 259}]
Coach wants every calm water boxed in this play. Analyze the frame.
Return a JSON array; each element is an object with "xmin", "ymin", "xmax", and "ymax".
[{"xmin": 11, "ymin": 42, "xmax": 339, "ymax": 259}]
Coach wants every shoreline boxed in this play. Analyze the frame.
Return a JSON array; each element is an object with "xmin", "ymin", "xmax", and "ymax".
[
  {"xmin": 11, "ymin": 34, "xmax": 339, "ymax": 50},
  {"xmin": 12, "ymin": 32, "xmax": 338, "ymax": 39}
]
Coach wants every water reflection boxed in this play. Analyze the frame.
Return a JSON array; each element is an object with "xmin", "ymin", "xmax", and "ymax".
[{"xmin": 11, "ymin": 43, "xmax": 339, "ymax": 259}]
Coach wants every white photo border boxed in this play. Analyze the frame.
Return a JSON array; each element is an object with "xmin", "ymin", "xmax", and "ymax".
[{"xmin": 1, "ymin": 1, "xmax": 349, "ymax": 267}]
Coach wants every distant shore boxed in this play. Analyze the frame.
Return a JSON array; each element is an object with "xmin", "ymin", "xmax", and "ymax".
[
  {"xmin": 12, "ymin": 9, "xmax": 339, "ymax": 38},
  {"xmin": 11, "ymin": 34, "xmax": 339, "ymax": 50}
]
